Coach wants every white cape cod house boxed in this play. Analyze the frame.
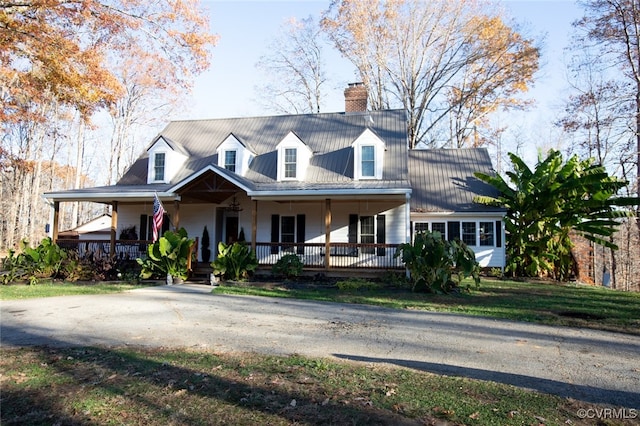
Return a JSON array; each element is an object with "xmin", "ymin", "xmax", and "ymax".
[{"xmin": 43, "ymin": 85, "xmax": 506, "ymax": 273}]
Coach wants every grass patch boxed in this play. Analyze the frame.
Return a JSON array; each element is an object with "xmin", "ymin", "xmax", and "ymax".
[
  {"xmin": 0, "ymin": 281, "xmax": 159, "ymax": 300},
  {"xmin": 214, "ymin": 278, "xmax": 640, "ymax": 335},
  {"xmin": 1, "ymin": 346, "xmax": 632, "ymax": 426}
]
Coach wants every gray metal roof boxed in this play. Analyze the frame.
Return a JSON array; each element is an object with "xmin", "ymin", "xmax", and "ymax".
[
  {"xmin": 408, "ymin": 148, "xmax": 505, "ymax": 213},
  {"xmin": 118, "ymin": 109, "xmax": 411, "ymax": 192}
]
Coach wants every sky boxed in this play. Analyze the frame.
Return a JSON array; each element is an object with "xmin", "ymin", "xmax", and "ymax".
[
  {"xmin": 174, "ymin": 0, "xmax": 585, "ymax": 164},
  {"xmin": 183, "ymin": 0, "xmax": 582, "ymax": 116}
]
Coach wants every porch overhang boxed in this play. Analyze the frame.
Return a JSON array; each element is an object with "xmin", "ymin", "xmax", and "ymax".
[
  {"xmin": 249, "ymin": 188, "xmax": 411, "ymax": 201},
  {"xmin": 43, "ymin": 190, "xmax": 180, "ymax": 204}
]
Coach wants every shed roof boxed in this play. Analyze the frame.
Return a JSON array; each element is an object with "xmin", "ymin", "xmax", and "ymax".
[{"xmin": 408, "ymin": 148, "xmax": 505, "ymax": 213}]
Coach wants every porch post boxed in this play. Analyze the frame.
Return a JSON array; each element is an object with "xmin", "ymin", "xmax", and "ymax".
[
  {"xmin": 251, "ymin": 200, "xmax": 257, "ymax": 253},
  {"xmin": 174, "ymin": 200, "xmax": 180, "ymax": 230},
  {"xmin": 324, "ymin": 198, "xmax": 331, "ymax": 270},
  {"xmin": 52, "ymin": 201, "xmax": 60, "ymax": 243},
  {"xmin": 110, "ymin": 201, "xmax": 118, "ymax": 258}
]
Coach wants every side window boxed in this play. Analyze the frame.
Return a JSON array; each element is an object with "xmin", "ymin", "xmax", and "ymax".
[
  {"xmin": 224, "ymin": 150, "xmax": 236, "ymax": 172},
  {"xmin": 284, "ymin": 148, "xmax": 297, "ymax": 178},
  {"xmin": 447, "ymin": 221, "xmax": 460, "ymax": 241},
  {"xmin": 431, "ymin": 222, "xmax": 446, "ymax": 239},
  {"xmin": 361, "ymin": 146, "xmax": 375, "ymax": 177},
  {"xmin": 415, "ymin": 223, "xmax": 429, "ymax": 234},
  {"xmin": 154, "ymin": 152, "xmax": 165, "ymax": 181},
  {"xmin": 462, "ymin": 222, "xmax": 477, "ymax": 246},
  {"xmin": 479, "ymin": 221, "xmax": 494, "ymax": 246}
]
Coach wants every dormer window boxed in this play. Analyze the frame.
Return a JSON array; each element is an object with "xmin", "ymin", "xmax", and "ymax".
[
  {"xmin": 154, "ymin": 152, "xmax": 166, "ymax": 181},
  {"xmin": 284, "ymin": 148, "xmax": 297, "ymax": 178},
  {"xmin": 146, "ymin": 136, "xmax": 188, "ymax": 184},
  {"xmin": 224, "ymin": 150, "xmax": 237, "ymax": 172},
  {"xmin": 276, "ymin": 131, "xmax": 311, "ymax": 181},
  {"xmin": 352, "ymin": 128, "xmax": 384, "ymax": 180},
  {"xmin": 216, "ymin": 134, "xmax": 254, "ymax": 176},
  {"xmin": 361, "ymin": 146, "xmax": 375, "ymax": 177}
]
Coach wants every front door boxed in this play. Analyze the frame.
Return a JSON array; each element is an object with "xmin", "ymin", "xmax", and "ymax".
[{"xmin": 225, "ymin": 216, "xmax": 239, "ymax": 244}]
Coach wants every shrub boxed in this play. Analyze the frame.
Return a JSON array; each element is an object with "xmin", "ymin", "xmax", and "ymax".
[
  {"xmin": 1, "ymin": 238, "xmax": 69, "ymax": 284},
  {"xmin": 211, "ymin": 242, "xmax": 258, "ymax": 281},
  {"xmin": 137, "ymin": 228, "xmax": 195, "ymax": 281},
  {"xmin": 395, "ymin": 230, "xmax": 480, "ymax": 293},
  {"xmin": 272, "ymin": 254, "xmax": 304, "ymax": 279}
]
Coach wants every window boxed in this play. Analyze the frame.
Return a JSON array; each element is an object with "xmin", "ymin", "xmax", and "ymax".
[
  {"xmin": 361, "ymin": 146, "xmax": 375, "ymax": 177},
  {"xmin": 415, "ymin": 223, "xmax": 429, "ymax": 234},
  {"xmin": 271, "ymin": 214, "xmax": 306, "ymax": 254},
  {"xmin": 140, "ymin": 213, "xmax": 169, "ymax": 240},
  {"xmin": 479, "ymin": 222, "xmax": 494, "ymax": 246},
  {"xmin": 432, "ymin": 222, "xmax": 446, "ymax": 238},
  {"xmin": 281, "ymin": 216, "xmax": 295, "ymax": 252},
  {"xmin": 154, "ymin": 153, "xmax": 165, "ymax": 181},
  {"xmin": 284, "ymin": 148, "xmax": 297, "ymax": 178},
  {"xmin": 224, "ymin": 150, "xmax": 236, "ymax": 172},
  {"xmin": 462, "ymin": 222, "xmax": 477, "ymax": 246},
  {"xmin": 360, "ymin": 216, "xmax": 375, "ymax": 254}
]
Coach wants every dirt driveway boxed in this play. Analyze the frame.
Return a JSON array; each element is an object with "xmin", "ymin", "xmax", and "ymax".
[{"xmin": 1, "ymin": 284, "xmax": 639, "ymax": 409}]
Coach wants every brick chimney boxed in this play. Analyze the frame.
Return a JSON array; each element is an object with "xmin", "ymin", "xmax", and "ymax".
[{"xmin": 344, "ymin": 82, "xmax": 368, "ymax": 113}]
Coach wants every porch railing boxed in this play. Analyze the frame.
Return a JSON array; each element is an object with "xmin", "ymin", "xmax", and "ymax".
[
  {"xmin": 254, "ymin": 242, "xmax": 403, "ymax": 270},
  {"xmin": 56, "ymin": 239, "xmax": 151, "ymax": 261},
  {"xmin": 55, "ymin": 239, "xmax": 404, "ymax": 270}
]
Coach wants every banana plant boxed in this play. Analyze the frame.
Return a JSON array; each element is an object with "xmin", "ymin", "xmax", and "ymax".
[{"xmin": 137, "ymin": 228, "xmax": 194, "ymax": 281}]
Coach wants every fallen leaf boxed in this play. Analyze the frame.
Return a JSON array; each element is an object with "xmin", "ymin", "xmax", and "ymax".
[{"xmin": 469, "ymin": 411, "xmax": 480, "ymax": 419}]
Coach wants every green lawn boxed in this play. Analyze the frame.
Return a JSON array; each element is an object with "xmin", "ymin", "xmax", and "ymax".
[
  {"xmin": 213, "ymin": 278, "xmax": 640, "ymax": 335},
  {"xmin": 0, "ymin": 281, "xmax": 160, "ymax": 300}
]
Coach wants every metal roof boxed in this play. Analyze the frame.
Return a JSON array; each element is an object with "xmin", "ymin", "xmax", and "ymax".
[
  {"xmin": 408, "ymin": 148, "xmax": 505, "ymax": 213},
  {"xmin": 118, "ymin": 109, "xmax": 410, "ymax": 190}
]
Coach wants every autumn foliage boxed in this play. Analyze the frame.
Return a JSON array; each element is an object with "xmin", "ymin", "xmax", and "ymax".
[{"xmin": 0, "ymin": 0, "xmax": 218, "ymax": 122}]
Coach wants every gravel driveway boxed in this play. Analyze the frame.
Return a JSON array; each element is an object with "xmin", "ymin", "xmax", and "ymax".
[{"xmin": 1, "ymin": 284, "xmax": 639, "ymax": 409}]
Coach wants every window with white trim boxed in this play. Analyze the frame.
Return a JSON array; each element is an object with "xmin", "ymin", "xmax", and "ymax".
[
  {"xmin": 361, "ymin": 146, "xmax": 375, "ymax": 177},
  {"xmin": 154, "ymin": 152, "xmax": 165, "ymax": 181},
  {"xmin": 479, "ymin": 221, "xmax": 494, "ymax": 246},
  {"xmin": 461, "ymin": 222, "xmax": 477, "ymax": 246},
  {"xmin": 224, "ymin": 150, "xmax": 236, "ymax": 172},
  {"xmin": 284, "ymin": 148, "xmax": 297, "ymax": 178},
  {"xmin": 413, "ymin": 220, "xmax": 501, "ymax": 247}
]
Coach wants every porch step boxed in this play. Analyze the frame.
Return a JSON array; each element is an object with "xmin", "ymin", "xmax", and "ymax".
[{"xmin": 190, "ymin": 263, "xmax": 213, "ymax": 278}]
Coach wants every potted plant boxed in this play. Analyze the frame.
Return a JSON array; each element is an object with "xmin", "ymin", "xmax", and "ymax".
[{"xmin": 137, "ymin": 228, "xmax": 195, "ymax": 284}]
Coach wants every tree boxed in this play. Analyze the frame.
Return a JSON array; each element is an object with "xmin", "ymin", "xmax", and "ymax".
[
  {"xmin": 475, "ymin": 150, "xmax": 637, "ymax": 281},
  {"xmin": 574, "ymin": 0, "xmax": 640, "ymax": 230},
  {"xmin": 255, "ymin": 16, "xmax": 328, "ymax": 114},
  {"xmin": 321, "ymin": 0, "xmax": 539, "ymax": 148},
  {"xmin": 0, "ymin": 0, "xmax": 217, "ymax": 248},
  {"xmin": 1, "ymin": 0, "xmax": 216, "ymax": 122}
]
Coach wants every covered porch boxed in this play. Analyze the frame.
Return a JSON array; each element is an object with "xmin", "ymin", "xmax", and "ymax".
[{"xmin": 44, "ymin": 169, "xmax": 410, "ymax": 273}]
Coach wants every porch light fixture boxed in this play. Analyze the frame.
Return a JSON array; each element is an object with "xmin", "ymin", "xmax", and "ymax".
[{"xmin": 226, "ymin": 196, "xmax": 243, "ymax": 212}]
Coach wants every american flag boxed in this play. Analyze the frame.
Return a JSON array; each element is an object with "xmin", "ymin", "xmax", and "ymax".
[{"xmin": 152, "ymin": 194, "xmax": 165, "ymax": 242}]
